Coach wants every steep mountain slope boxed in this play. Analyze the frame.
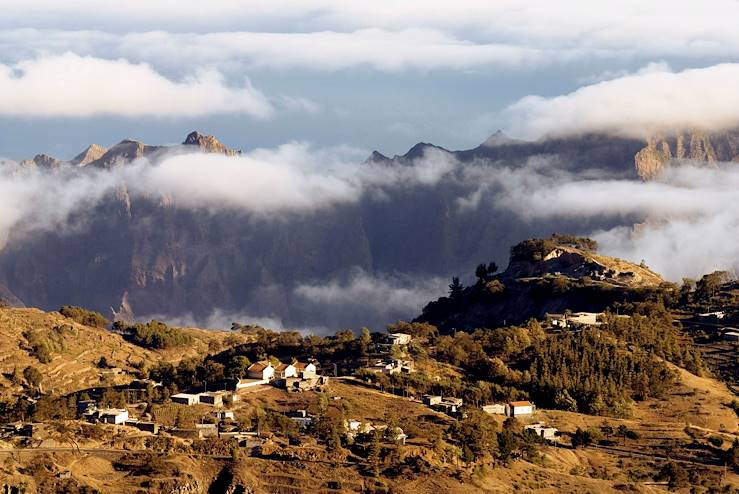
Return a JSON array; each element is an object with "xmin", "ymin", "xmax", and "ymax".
[{"xmin": 0, "ymin": 129, "xmax": 736, "ymax": 329}]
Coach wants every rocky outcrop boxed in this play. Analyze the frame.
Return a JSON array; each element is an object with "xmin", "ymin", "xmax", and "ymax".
[{"xmin": 635, "ymin": 130, "xmax": 739, "ymax": 179}]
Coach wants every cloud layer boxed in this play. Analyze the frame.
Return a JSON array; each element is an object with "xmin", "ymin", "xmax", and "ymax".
[
  {"xmin": 505, "ymin": 63, "xmax": 739, "ymax": 139},
  {"xmin": 0, "ymin": 53, "xmax": 273, "ymax": 118}
]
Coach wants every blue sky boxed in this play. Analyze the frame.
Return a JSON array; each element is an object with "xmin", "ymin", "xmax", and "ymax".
[{"xmin": 0, "ymin": 1, "xmax": 738, "ymax": 160}]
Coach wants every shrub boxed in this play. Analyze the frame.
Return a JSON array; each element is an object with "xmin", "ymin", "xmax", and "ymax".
[{"xmin": 59, "ymin": 306, "xmax": 109, "ymax": 329}]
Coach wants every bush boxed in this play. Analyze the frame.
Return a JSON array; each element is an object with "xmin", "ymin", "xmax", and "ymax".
[
  {"xmin": 126, "ymin": 320, "xmax": 192, "ymax": 349},
  {"xmin": 59, "ymin": 306, "xmax": 109, "ymax": 328}
]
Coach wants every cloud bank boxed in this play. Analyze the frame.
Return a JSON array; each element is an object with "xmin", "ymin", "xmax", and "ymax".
[
  {"xmin": 476, "ymin": 160, "xmax": 739, "ymax": 281},
  {"xmin": 293, "ymin": 269, "xmax": 447, "ymax": 331},
  {"xmin": 0, "ymin": 143, "xmax": 458, "ymax": 246},
  {"xmin": 0, "ymin": 53, "xmax": 273, "ymax": 118},
  {"xmin": 505, "ymin": 63, "xmax": 739, "ymax": 139}
]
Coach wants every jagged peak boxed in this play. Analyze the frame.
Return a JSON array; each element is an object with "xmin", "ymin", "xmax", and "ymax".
[
  {"xmin": 182, "ymin": 130, "xmax": 238, "ymax": 156},
  {"xmin": 72, "ymin": 143, "xmax": 107, "ymax": 166},
  {"xmin": 365, "ymin": 150, "xmax": 390, "ymax": 163}
]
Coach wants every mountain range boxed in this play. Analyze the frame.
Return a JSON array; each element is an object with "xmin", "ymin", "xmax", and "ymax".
[{"xmin": 0, "ymin": 129, "xmax": 737, "ymax": 330}]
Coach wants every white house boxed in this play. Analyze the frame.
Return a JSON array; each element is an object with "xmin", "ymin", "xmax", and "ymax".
[
  {"xmin": 198, "ymin": 392, "xmax": 224, "ymax": 406},
  {"xmin": 570, "ymin": 312, "xmax": 600, "ymax": 325},
  {"xmin": 525, "ymin": 423, "xmax": 558, "ymax": 440},
  {"xmin": 507, "ymin": 400, "xmax": 535, "ymax": 417},
  {"xmin": 247, "ymin": 361, "xmax": 275, "ymax": 381},
  {"xmin": 294, "ymin": 361, "xmax": 317, "ymax": 379},
  {"xmin": 274, "ymin": 363, "xmax": 297, "ymax": 379},
  {"xmin": 171, "ymin": 393, "xmax": 200, "ymax": 406},
  {"xmin": 482, "ymin": 403, "xmax": 506, "ymax": 415},
  {"xmin": 423, "ymin": 395, "xmax": 442, "ymax": 406},
  {"xmin": 98, "ymin": 408, "xmax": 129, "ymax": 425},
  {"xmin": 215, "ymin": 410, "xmax": 235, "ymax": 421},
  {"xmin": 387, "ymin": 333, "xmax": 412, "ymax": 346}
]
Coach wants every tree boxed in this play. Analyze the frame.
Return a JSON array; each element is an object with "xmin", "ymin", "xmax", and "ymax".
[
  {"xmin": 497, "ymin": 429, "xmax": 519, "ymax": 463},
  {"xmin": 359, "ymin": 327, "xmax": 372, "ymax": 356},
  {"xmin": 695, "ymin": 271, "xmax": 729, "ymax": 302},
  {"xmin": 658, "ymin": 461, "xmax": 689, "ymax": 490},
  {"xmin": 97, "ymin": 356, "xmax": 109, "ymax": 369},
  {"xmin": 448, "ymin": 277, "xmax": 464, "ymax": 299},
  {"xmin": 23, "ymin": 366, "xmax": 43, "ymax": 391}
]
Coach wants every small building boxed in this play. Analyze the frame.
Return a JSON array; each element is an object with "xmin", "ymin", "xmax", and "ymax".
[
  {"xmin": 125, "ymin": 420, "xmax": 159, "ymax": 434},
  {"xmin": 387, "ymin": 333, "xmax": 412, "ymax": 346},
  {"xmin": 570, "ymin": 312, "xmax": 600, "ymax": 325},
  {"xmin": 198, "ymin": 392, "xmax": 224, "ymax": 407},
  {"xmin": 215, "ymin": 410, "xmax": 235, "ymax": 421},
  {"xmin": 294, "ymin": 361, "xmax": 317, "ymax": 379},
  {"xmin": 724, "ymin": 330, "xmax": 739, "ymax": 342},
  {"xmin": 524, "ymin": 423, "xmax": 558, "ymax": 440},
  {"xmin": 288, "ymin": 410, "xmax": 314, "ymax": 428},
  {"xmin": 76, "ymin": 400, "xmax": 97, "ymax": 416},
  {"xmin": 507, "ymin": 401, "xmax": 535, "ymax": 417},
  {"xmin": 171, "ymin": 393, "xmax": 200, "ymax": 406},
  {"xmin": 423, "ymin": 395, "xmax": 442, "ymax": 406},
  {"xmin": 482, "ymin": 403, "xmax": 506, "ymax": 415},
  {"xmin": 274, "ymin": 363, "xmax": 297, "ymax": 379},
  {"xmin": 233, "ymin": 378, "xmax": 269, "ymax": 390},
  {"xmin": 247, "ymin": 361, "xmax": 275, "ymax": 381},
  {"xmin": 195, "ymin": 423, "xmax": 219, "ymax": 438},
  {"xmin": 98, "ymin": 408, "xmax": 129, "ymax": 425}
]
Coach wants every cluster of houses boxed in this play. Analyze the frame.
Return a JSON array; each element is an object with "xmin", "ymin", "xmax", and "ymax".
[
  {"xmin": 344, "ymin": 419, "xmax": 407, "ymax": 444},
  {"xmin": 547, "ymin": 312, "xmax": 601, "ymax": 329},
  {"xmin": 361, "ymin": 358, "xmax": 415, "ymax": 375},
  {"xmin": 233, "ymin": 359, "xmax": 328, "ymax": 393}
]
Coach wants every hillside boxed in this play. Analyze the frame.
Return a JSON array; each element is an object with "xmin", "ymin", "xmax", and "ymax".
[
  {"xmin": 416, "ymin": 236, "xmax": 667, "ymax": 331},
  {"xmin": 0, "ymin": 307, "xmax": 243, "ymax": 398}
]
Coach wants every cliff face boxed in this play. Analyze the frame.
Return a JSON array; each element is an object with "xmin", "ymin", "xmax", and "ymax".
[{"xmin": 635, "ymin": 130, "xmax": 739, "ymax": 179}]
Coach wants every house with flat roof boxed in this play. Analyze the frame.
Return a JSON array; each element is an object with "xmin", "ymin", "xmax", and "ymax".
[
  {"xmin": 171, "ymin": 393, "xmax": 200, "ymax": 406},
  {"xmin": 507, "ymin": 400, "xmax": 535, "ymax": 417}
]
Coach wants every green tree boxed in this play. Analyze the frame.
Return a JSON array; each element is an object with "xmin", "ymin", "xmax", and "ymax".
[
  {"xmin": 448, "ymin": 277, "xmax": 464, "ymax": 299},
  {"xmin": 23, "ymin": 366, "xmax": 43, "ymax": 391}
]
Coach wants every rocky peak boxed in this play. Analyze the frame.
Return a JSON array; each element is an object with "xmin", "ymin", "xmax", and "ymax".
[
  {"xmin": 19, "ymin": 153, "xmax": 63, "ymax": 169},
  {"xmin": 481, "ymin": 130, "xmax": 521, "ymax": 147},
  {"xmin": 182, "ymin": 131, "xmax": 238, "ymax": 156},
  {"xmin": 71, "ymin": 144, "xmax": 107, "ymax": 166}
]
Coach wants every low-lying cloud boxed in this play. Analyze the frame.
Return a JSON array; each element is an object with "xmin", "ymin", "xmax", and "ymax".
[
  {"xmin": 476, "ymin": 160, "xmax": 739, "ymax": 281},
  {"xmin": 0, "ymin": 53, "xmax": 273, "ymax": 118},
  {"xmin": 505, "ymin": 63, "xmax": 739, "ymax": 139},
  {"xmin": 0, "ymin": 143, "xmax": 458, "ymax": 246},
  {"xmin": 293, "ymin": 269, "xmax": 447, "ymax": 331}
]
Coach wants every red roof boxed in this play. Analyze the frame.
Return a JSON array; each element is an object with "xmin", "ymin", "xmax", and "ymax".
[
  {"xmin": 248, "ymin": 361, "xmax": 271, "ymax": 372},
  {"xmin": 509, "ymin": 401, "xmax": 532, "ymax": 407}
]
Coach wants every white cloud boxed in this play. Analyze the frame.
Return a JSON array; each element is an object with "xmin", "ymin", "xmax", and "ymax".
[
  {"xmin": 476, "ymin": 159, "xmax": 739, "ymax": 281},
  {"xmin": 0, "ymin": 143, "xmax": 459, "ymax": 247},
  {"xmin": 505, "ymin": 63, "xmax": 739, "ymax": 139},
  {"xmin": 0, "ymin": 52, "xmax": 273, "ymax": 118},
  {"xmin": 294, "ymin": 268, "xmax": 447, "ymax": 330},
  {"xmin": 2, "ymin": 1, "xmax": 739, "ymax": 62}
]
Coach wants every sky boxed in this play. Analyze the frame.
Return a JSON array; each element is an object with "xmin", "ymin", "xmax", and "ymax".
[{"xmin": 0, "ymin": 1, "xmax": 738, "ymax": 160}]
